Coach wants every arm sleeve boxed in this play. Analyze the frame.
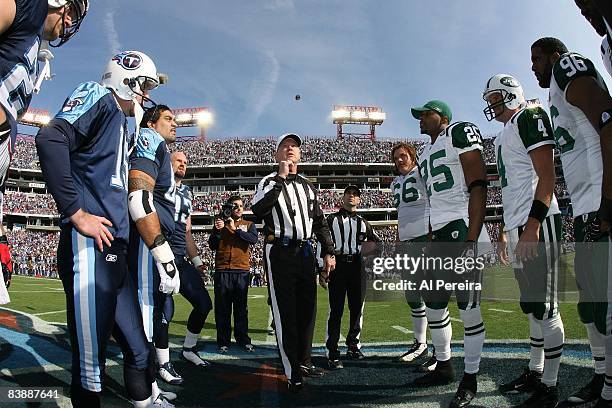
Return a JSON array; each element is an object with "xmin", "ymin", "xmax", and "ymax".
[
  {"xmin": 312, "ymin": 195, "xmax": 335, "ymax": 256},
  {"xmin": 235, "ymin": 222, "xmax": 259, "ymax": 245},
  {"xmin": 35, "ymin": 118, "xmax": 82, "ymax": 218},
  {"xmin": 251, "ymin": 174, "xmax": 283, "ymax": 218}
]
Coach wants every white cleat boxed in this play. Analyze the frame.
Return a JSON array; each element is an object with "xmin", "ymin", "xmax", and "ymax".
[
  {"xmin": 181, "ymin": 347, "xmax": 211, "ymax": 367},
  {"xmin": 398, "ymin": 339, "xmax": 428, "ymax": 363},
  {"xmin": 158, "ymin": 362, "xmax": 183, "ymax": 385},
  {"xmin": 158, "ymin": 389, "xmax": 177, "ymax": 401},
  {"xmin": 151, "ymin": 394, "xmax": 175, "ymax": 408}
]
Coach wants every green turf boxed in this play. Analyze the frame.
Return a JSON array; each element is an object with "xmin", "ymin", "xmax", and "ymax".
[{"xmin": 7, "ymin": 271, "xmax": 587, "ymax": 344}]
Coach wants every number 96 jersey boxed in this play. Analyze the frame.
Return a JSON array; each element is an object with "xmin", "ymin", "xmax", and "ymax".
[
  {"xmin": 419, "ymin": 122, "xmax": 483, "ymax": 231},
  {"xmin": 392, "ymin": 167, "xmax": 429, "ymax": 241},
  {"xmin": 549, "ymin": 52, "xmax": 606, "ymax": 218}
]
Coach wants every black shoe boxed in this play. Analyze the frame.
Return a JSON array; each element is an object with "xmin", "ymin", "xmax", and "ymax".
[
  {"xmin": 398, "ymin": 339, "xmax": 428, "ymax": 363},
  {"xmin": 517, "ymin": 382, "xmax": 558, "ymax": 408},
  {"xmin": 594, "ymin": 398, "xmax": 612, "ymax": 407},
  {"xmin": 412, "ymin": 362, "xmax": 455, "ymax": 387},
  {"xmin": 449, "ymin": 374, "xmax": 477, "ymax": 408},
  {"xmin": 287, "ymin": 380, "xmax": 303, "ymax": 393},
  {"xmin": 565, "ymin": 373, "xmax": 604, "ymax": 405},
  {"xmin": 300, "ymin": 364, "xmax": 324, "ymax": 377},
  {"xmin": 328, "ymin": 359, "xmax": 344, "ymax": 370},
  {"xmin": 346, "ymin": 349, "xmax": 365, "ymax": 360},
  {"xmin": 499, "ymin": 367, "xmax": 542, "ymax": 394},
  {"xmin": 449, "ymin": 388, "xmax": 476, "ymax": 408},
  {"xmin": 416, "ymin": 349, "xmax": 438, "ymax": 373}
]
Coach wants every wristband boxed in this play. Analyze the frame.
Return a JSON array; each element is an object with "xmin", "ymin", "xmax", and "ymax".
[
  {"xmin": 191, "ymin": 256, "xmax": 203, "ymax": 268},
  {"xmin": 528, "ymin": 200, "xmax": 548, "ymax": 224}
]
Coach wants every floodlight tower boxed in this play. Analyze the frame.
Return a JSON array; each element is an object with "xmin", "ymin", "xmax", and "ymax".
[
  {"xmin": 172, "ymin": 107, "xmax": 213, "ymax": 141},
  {"xmin": 331, "ymin": 105, "xmax": 386, "ymax": 140},
  {"xmin": 18, "ymin": 108, "xmax": 51, "ymax": 127}
]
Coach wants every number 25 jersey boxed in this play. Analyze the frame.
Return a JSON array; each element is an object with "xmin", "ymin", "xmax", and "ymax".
[{"xmin": 419, "ymin": 122, "xmax": 483, "ymax": 231}]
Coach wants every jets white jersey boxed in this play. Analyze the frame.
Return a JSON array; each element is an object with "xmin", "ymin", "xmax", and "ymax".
[
  {"xmin": 549, "ymin": 52, "xmax": 606, "ymax": 217},
  {"xmin": 392, "ymin": 166, "xmax": 430, "ymax": 241},
  {"xmin": 419, "ymin": 121, "xmax": 483, "ymax": 231},
  {"xmin": 494, "ymin": 107, "xmax": 560, "ymax": 231}
]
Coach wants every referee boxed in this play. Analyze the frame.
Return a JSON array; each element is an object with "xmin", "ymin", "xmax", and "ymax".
[
  {"xmin": 323, "ymin": 185, "xmax": 380, "ymax": 370},
  {"xmin": 251, "ymin": 133, "xmax": 336, "ymax": 392}
]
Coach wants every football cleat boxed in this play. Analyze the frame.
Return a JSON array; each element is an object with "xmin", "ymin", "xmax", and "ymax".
[
  {"xmin": 218, "ymin": 346, "xmax": 229, "ymax": 353},
  {"xmin": 158, "ymin": 362, "xmax": 183, "ymax": 386},
  {"xmin": 288, "ymin": 380, "xmax": 303, "ymax": 393},
  {"xmin": 516, "ymin": 382, "xmax": 558, "ymax": 408},
  {"xmin": 449, "ymin": 388, "xmax": 476, "ymax": 408},
  {"xmin": 412, "ymin": 363, "xmax": 455, "ymax": 387},
  {"xmin": 565, "ymin": 373, "xmax": 603, "ymax": 404},
  {"xmin": 158, "ymin": 389, "xmax": 177, "ymax": 401},
  {"xmin": 328, "ymin": 359, "xmax": 344, "ymax": 370},
  {"xmin": 415, "ymin": 350, "xmax": 438, "ymax": 373},
  {"xmin": 346, "ymin": 349, "xmax": 365, "ymax": 360},
  {"xmin": 398, "ymin": 339, "xmax": 428, "ymax": 363},
  {"xmin": 151, "ymin": 393, "xmax": 175, "ymax": 408},
  {"xmin": 300, "ymin": 364, "xmax": 325, "ymax": 377},
  {"xmin": 594, "ymin": 398, "xmax": 612, "ymax": 407},
  {"xmin": 181, "ymin": 347, "xmax": 211, "ymax": 367},
  {"xmin": 499, "ymin": 367, "xmax": 541, "ymax": 394},
  {"xmin": 243, "ymin": 344, "xmax": 255, "ymax": 352}
]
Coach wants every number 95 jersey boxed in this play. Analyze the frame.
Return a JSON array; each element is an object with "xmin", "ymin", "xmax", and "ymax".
[
  {"xmin": 549, "ymin": 52, "xmax": 607, "ymax": 218},
  {"xmin": 419, "ymin": 122, "xmax": 483, "ymax": 231},
  {"xmin": 391, "ymin": 167, "xmax": 429, "ymax": 241}
]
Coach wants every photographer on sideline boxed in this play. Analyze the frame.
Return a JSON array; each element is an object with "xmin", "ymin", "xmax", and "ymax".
[{"xmin": 208, "ymin": 195, "xmax": 258, "ymax": 352}]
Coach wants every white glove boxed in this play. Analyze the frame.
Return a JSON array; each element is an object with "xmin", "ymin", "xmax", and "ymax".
[{"xmin": 150, "ymin": 240, "xmax": 180, "ymax": 294}]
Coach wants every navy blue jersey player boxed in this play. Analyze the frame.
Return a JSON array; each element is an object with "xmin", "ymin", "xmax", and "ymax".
[
  {"xmin": 0, "ymin": 0, "xmax": 88, "ymax": 293},
  {"xmin": 127, "ymin": 105, "xmax": 184, "ymax": 386},
  {"xmin": 35, "ymin": 51, "xmax": 175, "ymax": 408},
  {"xmin": 169, "ymin": 151, "xmax": 213, "ymax": 368}
]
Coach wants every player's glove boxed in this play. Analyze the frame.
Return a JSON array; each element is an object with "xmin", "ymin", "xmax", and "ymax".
[
  {"xmin": 458, "ymin": 240, "xmax": 477, "ymax": 275},
  {"xmin": 150, "ymin": 236, "xmax": 180, "ymax": 294},
  {"xmin": 0, "ymin": 235, "xmax": 12, "ymax": 289},
  {"xmin": 584, "ymin": 214, "xmax": 606, "ymax": 243}
]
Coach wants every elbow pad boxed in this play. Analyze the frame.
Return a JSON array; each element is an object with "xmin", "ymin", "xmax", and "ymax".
[{"xmin": 128, "ymin": 190, "xmax": 156, "ymax": 222}]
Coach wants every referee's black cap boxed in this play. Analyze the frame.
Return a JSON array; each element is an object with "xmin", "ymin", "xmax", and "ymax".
[{"xmin": 344, "ymin": 185, "xmax": 361, "ymax": 196}]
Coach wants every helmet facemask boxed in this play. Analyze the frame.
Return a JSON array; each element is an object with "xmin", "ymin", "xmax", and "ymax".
[
  {"xmin": 482, "ymin": 89, "xmax": 516, "ymax": 122},
  {"xmin": 49, "ymin": 0, "xmax": 89, "ymax": 47},
  {"xmin": 127, "ymin": 75, "xmax": 160, "ymax": 110}
]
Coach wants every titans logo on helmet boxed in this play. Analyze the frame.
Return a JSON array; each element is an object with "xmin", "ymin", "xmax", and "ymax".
[{"xmin": 111, "ymin": 52, "xmax": 142, "ymax": 70}]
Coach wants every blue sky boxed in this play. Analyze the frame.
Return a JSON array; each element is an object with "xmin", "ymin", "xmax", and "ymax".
[{"xmin": 26, "ymin": 0, "xmax": 610, "ymax": 139}]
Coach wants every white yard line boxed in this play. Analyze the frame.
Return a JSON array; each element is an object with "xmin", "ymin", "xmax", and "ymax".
[
  {"xmin": 488, "ymin": 308, "xmax": 514, "ymax": 314},
  {"xmin": 391, "ymin": 325, "xmax": 414, "ymax": 334},
  {"xmin": 33, "ymin": 309, "xmax": 66, "ymax": 316}
]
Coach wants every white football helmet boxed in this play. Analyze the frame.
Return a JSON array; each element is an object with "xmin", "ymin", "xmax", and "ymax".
[
  {"xmin": 101, "ymin": 51, "xmax": 159, "ymax": 104},
  {"xmin": 482, "ymin": 74, "xmax": 526, "ymax": 121},
  {"xmin": 47, "ymin": 0, "xmax": 89, "ymax": 47}
]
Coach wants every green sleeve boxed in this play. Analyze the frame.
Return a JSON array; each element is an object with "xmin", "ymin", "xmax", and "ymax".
[
  {"xmin": 450, "ymin": 121, "xmax": 483, "ymax": 151},
  {"xmin": 552, "ymin": 52, "xmax": 599, "ymax": 92},
  {"xmin": 516, "ymin": 107, "xmax": 555, "ymax": 150}
]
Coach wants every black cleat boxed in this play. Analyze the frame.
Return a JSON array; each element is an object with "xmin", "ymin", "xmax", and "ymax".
[
  {"xmin": 499, "ymin": 367, "xmax": 542, "ymax": 394},
  {"xmin": 449, "ymin": 388, "xmax": 476, "ymax": 408},
  {"xmin": 412, "ymin": 362, "xmax": 455, "ymax": 387},
  {"xmin": 516, "ymin": 382, "xmax": 558, "ymax": 408},
  {"xmin": 416, "ymin": 350, "xmax": 438, "ymax": 373},
  {"xmin": 565, "ymin": 373, "xmax": 604, "ymax": 405},
  {"xmin": 300, "ymin": 364, "xmax": 324, "ymax": 377},
  {"xmin": 346, "ymin": 349, "xmax": 365, "ymax": 360},
  {"xmin": 398, "ymin": 339, "xmax": 428, "ymax": 363},
  {"xmin": 328, "ymin": 359, "xmax": 344, "ymax": 370},
  {"xmin": 287, "ymin": 380, "xmax": 303, "ymax": 393}
]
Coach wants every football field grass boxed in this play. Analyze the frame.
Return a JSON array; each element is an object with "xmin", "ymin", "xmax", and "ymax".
[{"xmin": 6, "ymin": 262, "xmax": 587, "ymax": 345}]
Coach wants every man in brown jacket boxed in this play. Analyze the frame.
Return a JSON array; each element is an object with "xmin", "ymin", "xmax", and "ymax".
[{"xmin": 208, "ymin": 195, "xmax": 258, "ymax": 352}]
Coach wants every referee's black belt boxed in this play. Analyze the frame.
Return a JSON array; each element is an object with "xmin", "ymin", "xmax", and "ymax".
[
  {"xmin": 266, "ymin": 235, "xmax": 309, "ymax": 248},
  {"xmin": 336, "ymin": 254, "xmax": 361, "ymax": 263}
]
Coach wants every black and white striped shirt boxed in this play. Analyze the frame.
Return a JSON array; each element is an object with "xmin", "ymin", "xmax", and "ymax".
[
  {"xmin": 251, "ymin": 172, "xmax": 334, "ymax": 255},
  {"xmin": 327, "ymin": 208, "xmax": 381, "ymax": 255}
]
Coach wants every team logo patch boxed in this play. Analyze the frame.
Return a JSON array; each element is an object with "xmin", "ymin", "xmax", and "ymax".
[
  {"xmin": 357, "ymin": 232, "xmax": 367, "ymax": 242},
  {"xmin": 500, "ymin": 76, "xmax": 519, "ymax": 88},
  {"xmin": 451, "ymin": 231, "xmax": 459, "ymax": 239},
  {"xmin": 105, "ymin": 254, "xmax": 117, "ymax": 262},
  {"xmin": 62, "ymin": 98, "xmax": 82, "ymax": 112},
  {"xmin": 112, "ymin": 52, "xmax": 142, "ymax": 70}
]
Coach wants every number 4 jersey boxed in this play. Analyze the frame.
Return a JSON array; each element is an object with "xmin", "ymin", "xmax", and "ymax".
[
  {"xmin": 494, "ymin": 106, "xmax": 560, "ymax": 231},
  {"xmin": 391, "ymin": 167, "xmax": 429, "ymax": 241},
  {"xmin": 549, "ymin": 52, "xmax": 606, "ymax": 218},
  {"xmin": 419, "ymin": 122, "xmax": 483, "ymax": 232}
]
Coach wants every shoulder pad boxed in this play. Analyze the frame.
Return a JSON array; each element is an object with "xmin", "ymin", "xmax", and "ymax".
[
  {"xmin": 56, "ymin": 82, "xmax": 111, "ymax": 124},
  {"xmin": 553, "ymin": 52, "xmax": 599, "ymax": 91},
  {"xmin": 134, "ymin": 128, "xmax": 164, "ymax": 162}
]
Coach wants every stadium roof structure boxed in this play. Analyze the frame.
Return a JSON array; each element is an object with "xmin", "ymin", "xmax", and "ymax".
[{"xmin": 332, "ymin": 105, "xmax": 386, "ymax": 140}]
